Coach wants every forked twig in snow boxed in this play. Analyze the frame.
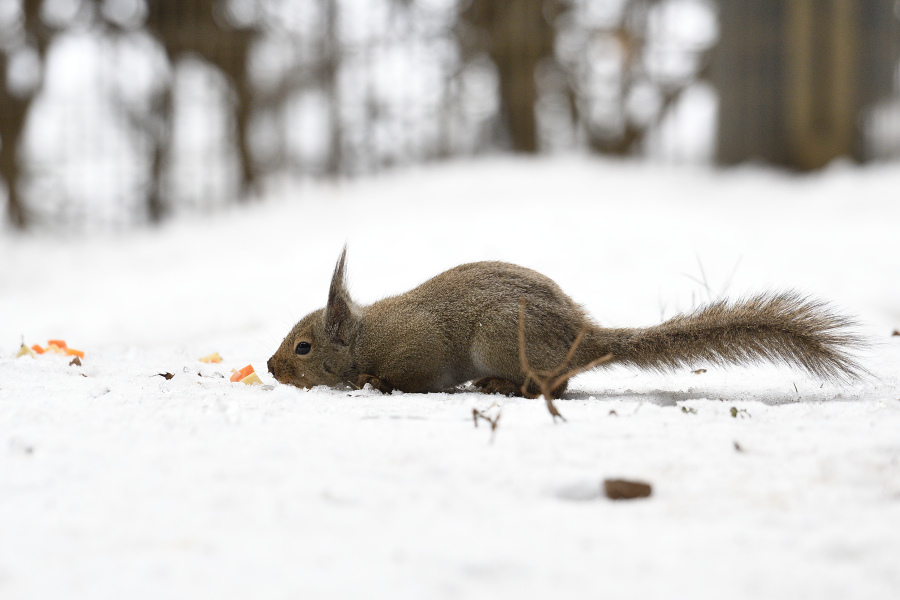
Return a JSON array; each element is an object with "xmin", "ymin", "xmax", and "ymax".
[
  {"xmin": 472, "ymin": 406, "xmax": 501, "ymax": 443},
  {"xmin": 518, "ymin": 298, "xmax": 612, "ymax": 422}
]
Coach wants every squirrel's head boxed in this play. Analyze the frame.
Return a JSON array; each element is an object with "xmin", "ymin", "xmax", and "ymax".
[{"xmin": 268, "ymin": 247, "xmax": 361, "ymax": 389}]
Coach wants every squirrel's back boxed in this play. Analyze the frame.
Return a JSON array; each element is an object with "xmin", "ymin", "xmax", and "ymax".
[{"xmin": 357, "ymin": 261, "xmax": 593, "ymax": 391}]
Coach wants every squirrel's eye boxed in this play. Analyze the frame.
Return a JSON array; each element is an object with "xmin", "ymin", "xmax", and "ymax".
[{"xmin": 295, "ymin": 342, "xmax": 311, "ymax": 355}]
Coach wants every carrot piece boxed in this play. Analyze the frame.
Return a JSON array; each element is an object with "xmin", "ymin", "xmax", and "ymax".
[
  {"xmin": 47, "ymin": 339, "xmax": 68, "ymax": 350},
  {"xmin": 31, "ymin": 344, "xmax": 45, "ymax": 354},
  {"xmin": 65, "ymin": 348, "xmax": 85, "ymax": 359},
  {"xmin": 230, "ymin": 365, "xmax": 255, "ymax": 383}
]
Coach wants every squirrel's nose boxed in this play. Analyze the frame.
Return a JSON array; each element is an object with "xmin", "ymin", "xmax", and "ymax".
[{"xmin": 267, "ymin": 358, "xmax": 277, "ymax": 378}]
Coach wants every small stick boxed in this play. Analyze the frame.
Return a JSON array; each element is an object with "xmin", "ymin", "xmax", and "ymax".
[
  {"xmin": 472, "ymin": 407, "xmax": 501, "ymax": 442},
  {"xmin": 518, "ymin": 298, "xmax": 613, "ymax": 421}
]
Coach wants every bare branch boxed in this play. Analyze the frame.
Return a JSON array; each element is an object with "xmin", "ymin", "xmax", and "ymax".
[{"xmin": 517, "ymin": 298, "xmax": 613, "ymax": 422}]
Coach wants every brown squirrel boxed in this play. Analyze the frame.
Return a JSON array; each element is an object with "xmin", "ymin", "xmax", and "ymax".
[{"xmin": 267, "ymin": 248, "xmax": 864, "ymax": 396}]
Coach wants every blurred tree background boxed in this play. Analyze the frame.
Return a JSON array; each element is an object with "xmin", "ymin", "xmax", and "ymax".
[{"xmin": 1, "ymin": 0, "xmax": 898, "ymax": 230}]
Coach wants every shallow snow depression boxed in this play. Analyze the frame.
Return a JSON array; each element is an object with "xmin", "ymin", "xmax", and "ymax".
[{"xmin": 2, "ymin": 158, "xmax": 899, "ymax": 599}]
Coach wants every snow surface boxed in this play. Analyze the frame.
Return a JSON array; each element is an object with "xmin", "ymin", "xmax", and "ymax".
[{"xmin": 2, "ymin": 157, "xmax": 900, "ymax": 599}]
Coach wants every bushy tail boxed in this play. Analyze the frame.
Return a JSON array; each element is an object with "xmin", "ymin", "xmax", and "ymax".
[{"xmin": 600, "ymin": 292, "xmax": 866, "ymax": 382}]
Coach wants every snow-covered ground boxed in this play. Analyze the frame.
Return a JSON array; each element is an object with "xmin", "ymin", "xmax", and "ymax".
[{"xmin": 2, "ymin": 158, "xmax": 899, "ymax": 599}]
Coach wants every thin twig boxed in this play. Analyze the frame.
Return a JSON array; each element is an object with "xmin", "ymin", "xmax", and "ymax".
[
  {"xmin": 548, "ymin": 353, "xmax": 613, "ymax": 393},
  {"xmin": 556, "ymin": 329, "xmax": 587, "ymax": 376},
  {"xmin": 517, "ymin": 298, "xmax": 613, "ymax": 422},
  {"xmin": 472, "ymin": 407, "xmax": 501, "ymax": 443}
]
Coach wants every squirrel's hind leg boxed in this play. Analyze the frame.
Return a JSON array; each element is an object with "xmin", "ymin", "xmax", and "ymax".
[
  {"xmin": 474, "ymin": 377, "xmax": 569, "ymax": 398},
  {"xmin": 474, "ymin": 377, "xmax": 523, "ymax": 396}
]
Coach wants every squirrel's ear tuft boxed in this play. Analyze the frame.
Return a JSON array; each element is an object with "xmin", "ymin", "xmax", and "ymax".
[{"xmin": 325, "ymin": 245, "xmax": 355, "ymax": 345}]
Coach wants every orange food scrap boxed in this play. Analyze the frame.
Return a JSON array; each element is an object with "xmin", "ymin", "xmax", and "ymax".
[
  {"xmin": 230, "ymin": 364, "xmax": 255, "ymax": 382},
  {"xmin": 230, "ymin": 364, "xmax": 261, "ymax": 384},
  {"xmin": 24, "ymin": 340, "xmax": 85, "ymax": 358},
  {"xmin": 199, "ymin": 352, "xmax": 223, "ymax": 364}
]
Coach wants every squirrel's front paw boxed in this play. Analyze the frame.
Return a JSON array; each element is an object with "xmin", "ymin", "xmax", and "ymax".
[{"xmin": 357, "ymin": 374, "xmax": 394, "ymax": 393}]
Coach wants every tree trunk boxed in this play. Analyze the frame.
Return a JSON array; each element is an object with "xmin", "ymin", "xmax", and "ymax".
[
  {"xmin": 714, "ymin": 0, "xmax": 899, "ymax": 169},
  {"xmin": 0, "ymin": 58, "xmax": 31, "ymax": 229},
  {"xmin": 460, "ymin": 0, "xmax": 562, "ymax": 153}
]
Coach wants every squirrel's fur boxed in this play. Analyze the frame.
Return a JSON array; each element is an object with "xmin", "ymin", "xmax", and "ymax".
[{"xmin": 268, "ymin": 248, "xmax": 864, "ymax": 395}]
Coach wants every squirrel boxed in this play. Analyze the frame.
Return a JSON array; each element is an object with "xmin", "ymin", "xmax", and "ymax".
[{"xmin": 267, "ymin": 248, "xmax": 865, "ymax": 396}]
